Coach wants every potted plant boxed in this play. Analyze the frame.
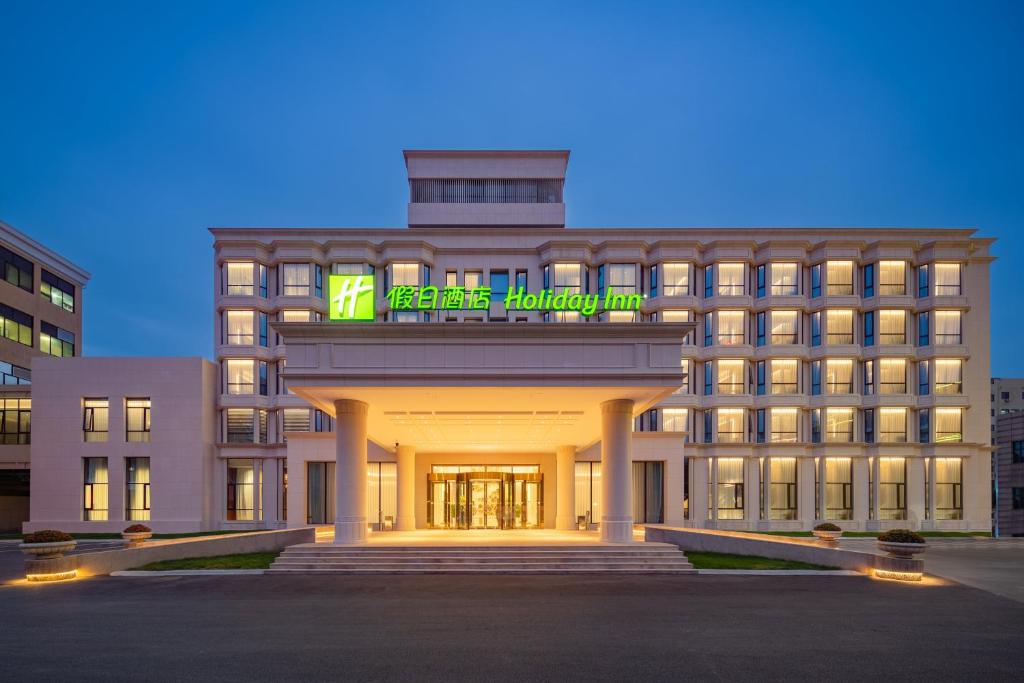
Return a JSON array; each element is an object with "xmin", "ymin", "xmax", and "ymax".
[
  {"xmin": 877, "ymin": 529, "xmax": 927, "ymax": 558},
  {"xmin": 812, "ymin": 522, "xmax": 843, "ymax": 546},
  {"xmin": 20, "ymin": 529, "xmax": 76, "ymax": 558},
  {"xmin": 122, "ymin": 524, "xmax": 153, "ymax": 548}
]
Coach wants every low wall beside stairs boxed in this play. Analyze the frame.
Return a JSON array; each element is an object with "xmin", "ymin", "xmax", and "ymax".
[
  {"xmin": 76, "ymin": 527, "xmax": 316, "ymax": 576},
  {"xmin": 645, "ymin": 525, "xmax": 889, "ymax": 574}
]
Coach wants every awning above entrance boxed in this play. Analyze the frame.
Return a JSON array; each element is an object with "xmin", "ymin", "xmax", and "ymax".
[{"xmin": 273, "ymin": 322, "xmax": 693, "ymax": 453}]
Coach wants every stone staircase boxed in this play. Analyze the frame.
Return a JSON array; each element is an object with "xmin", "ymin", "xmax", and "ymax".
[{"xmin": 266, "ymin": 542, "xmax": 696, "ymax": 575}]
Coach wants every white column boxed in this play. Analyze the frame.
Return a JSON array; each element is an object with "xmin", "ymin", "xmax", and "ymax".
[
  {"xmin": 926, "ymin": 457, "xmax": 937, "ymax": 524},
  {"xmin": 744, "ymin": 457, "xmax": 760, "ymax": 529},
  {"xmin": 906, "ymin": 457, "xmax": 926, "ymax": 528},
  {"xmin": 555, "ymin": 445, "xmax": 577, "ymax": 530},
  {"xmin": 853, "ymin": 457, "xmax": 870, "ymax": 527},
  {"xmin": 396, "ymin": 444, "xmax": 416, "ymax": 531},
  {"xmin": 600, "ymin": 399, "xmax": 634, "ymax": 543},
  {"xmin": 798, "ymin": 458, "xmax": 816, "ymax": 527},
  {"xmin": 690, "ymin": 457, "xmax": 709, "ymax": 528},
  {"xmin": 710, "ymin": 457, "xmax": 719, "ymax": 526},
  {"xmin": 334, "ymin": 399, "xmax": 368, "ymax": 544},
  {"xmin": 262, "ymin": 458, "xmax": 280, "ymax": 527}
]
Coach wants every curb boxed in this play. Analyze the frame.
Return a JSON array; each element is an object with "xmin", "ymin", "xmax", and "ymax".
[
  {"xmin": 111, "ymin": 569, "xmax": 266, "ymax": 576},
  {"xmin": 697, "ymin": 569, "xmax": 862, "ymax": 576}
]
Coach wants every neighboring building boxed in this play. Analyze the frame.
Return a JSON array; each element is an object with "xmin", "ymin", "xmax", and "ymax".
[
  {"xmin": 0, "ymin": 220, "xmax": 89, "ymax": 531},
  {"xmin": 25, "ymin": 150, "xmax": 995, "ymax": 538},
  {"xmin": 991, "ymin": 377, "xmax": 1024, "ymax": 441},
  {"xmin": 25, "ymin": 357, "xmax": 217, "ymax": 533},
  {"xmin": 995, "ymin": 413, "xmax": 1024, "ymax": 536}
]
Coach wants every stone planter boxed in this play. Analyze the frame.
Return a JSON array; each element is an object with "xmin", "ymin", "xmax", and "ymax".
[
  {"xmin": 877, "ymin": 540, "xmax": 926, "ymax": 559},
  {"xmin": 812, "ymin": 530, "xmax": 842, "ymax": 547},
  {"xmin": 20, "ymin": 540, "xmax": 76, "ymax": 558},
  {"xmin": 122, "ymin": 531, "xmax": 153, "ymax": 548}
]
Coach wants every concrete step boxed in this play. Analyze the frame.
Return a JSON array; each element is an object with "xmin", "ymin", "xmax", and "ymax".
[{"xmin": 268, "ymin": 542, "xmax": 694, "ymax": 575}]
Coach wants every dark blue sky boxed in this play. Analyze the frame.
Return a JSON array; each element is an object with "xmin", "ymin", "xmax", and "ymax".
[{"xmin": 1, "ymin": 1, "xmax": 1021, "ymax": 372}]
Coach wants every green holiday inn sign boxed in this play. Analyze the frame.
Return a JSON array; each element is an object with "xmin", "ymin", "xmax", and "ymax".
[{"xmin": 328, "ymin": 274, "xmax": 642, "ymax": 321}]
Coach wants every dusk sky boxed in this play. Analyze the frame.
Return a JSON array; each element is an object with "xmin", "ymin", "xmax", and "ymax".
[{"xmin": 1, "ymin": 1, "xmax": 1021, "ymax": 373}]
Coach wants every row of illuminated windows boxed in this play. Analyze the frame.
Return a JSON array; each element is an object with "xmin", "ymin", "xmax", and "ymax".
[
  {"xmin": 693, "ymin": 456, "xmax": 963, "ymax": 521},
  {"xmin": 680, "ymin": 357, "xmax": 964, "ymax": 397},
  {"xmin": 220, "ymin": 309, "xmax": 322, "ymax": 347},
  {"xmin": 0, "ymin": 359, "xmax": 31, "ymax": 385},
  {"xmin": 82, "ymin": 398, "xmax": 151, "ymax": 442},
  {"xmin": 0, "ymin": 303, "xmax": 75, "ymax": 355},
  {"xmin": 0, "ymin": 398, "xmax": 30, "ymax": 444},
  {"xmin": 0, "ymin": 245, "xmax": 77, "ymax": 312},
  {"xmin": 636, "ymin": 406, "xmax": 965, "ymax": 444},
  {"xmin": 221, "ymin": 260, "xmax": 965, "ymax": 301},
  {"xmin": 222, "ymin": 407, "xmax": 332, "ymax": 444},
  {"xmin": 701, "ymin": 309, "xmax": 963, "ymax": 347},
  {"xmin": 81, "ymin": 456, "xmax": 151, "ymax": 521}
]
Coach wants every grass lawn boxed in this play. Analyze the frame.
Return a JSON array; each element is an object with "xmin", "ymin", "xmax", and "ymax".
[
  {"xmin": 687, "ymin": 551, "xmax": 838, "ymax": 570},
  {"xmin": 135, "ymin": 552, "xmax": 279, "ymax": 571}
]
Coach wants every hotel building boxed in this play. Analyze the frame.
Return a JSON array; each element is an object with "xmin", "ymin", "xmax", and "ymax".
[
  {"xmin": 26, "ymin": 150, "xmax": 993, "ymax": 538},
  {"xmin": 0, "ymin": 221, "xmax": 89, "ymax": 531}
]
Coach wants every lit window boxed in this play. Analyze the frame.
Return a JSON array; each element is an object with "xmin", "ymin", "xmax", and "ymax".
[
  {"xmin": 226, "ymin": 459, "xmax": 257, "ymax": 521},
  {"xmin": 825, "ymin": 408, "xmax": 854, "ymax": 442},
  {"xmin": 225, "ymin": 359, "xmax": 254, "ymax": 395},
  {"xmin": 607, "ymin": 264, "xmax": 637, "ymax": 295},
  {"xmin": 391, "ymin": 262, "xmax": 421, "ymax": 287},
  {"xmin": 826, "ymin": 261, "xmax": 854, "ymax": 295},
  {"xmin": 82, "ymin": 398, "xmax": 108, "ymax": 442},
  {"xmin": 126, "ymin": 398, "xmax": 151, "ymax": 442},
  {"xmin": 934, "ymin": 263, "xmax": 962, "ymax": 296},
  {"xmin": 83, "ymin": 457, "xmax": 108, "ymax": 520},
  {"xmin": 40, "ymin": 270, "xmax": 75, "ymax": 312},
  {"xmin": 934, "ymin": 311, "xmax": 962, "ymax": 345},
  {"xmin": 717, "ymin": 359, "xmax": 745, "ymax": 395},
  {"xmin": 769, "ymin": 458, "xmax": 798, "ymax": 520},
  {"xmin": 716, "ymin": 409, "xmax": 745, "ymax": 443},
  {"xmin": 225, "ymin": 311, "xmax": 254, "ymax": 345},
  {"xmin": 125, "ymin": 457, "xmax": 151, "ymax": 521},
  {"xmin": 550, "ymin": 264, "xmax": 581, "ymax": 322},
  {"xmin": 771, "ymin": 359, "xmax": 799, "ymax": 394},
  {"xmin": 40, "ymin": 321, "xmax": 75, "ymax": 357},
  {"xmin": 825, "ymin": 359, "xmax": 853, "ymax": 394},
  {"xmin": 280, "ymin": 264, "xmax": 311, "ymax": 296},
  {"xmin": 934, "ymin": 408, "xmax": 963, "ymax": 443},
  {"xmin": 879, "ymin": 359, "xmax": 906, "ymax": 394},
  {"xmin": 934, "ymin": 359, "xmax": 962, "ymax": 394},
  {"xmin": 770, "ymin": 409, "xmax": 798, "ymax": 443},
  {"xmin": 717, "ymin": 263, "xmax": 745, "ymax": 296},
  {"xmin": 934, "ymin": 458, "xmax": 963, "ymax": 520},
  {"xmin": 226, "ymin": 262, "xmax": 254, "ymax": 295},
  {"xmin": 0, "ymin": 398, "xmax": 30, "ymax": 444},
  {"xmin": 715, "ymin": 458, "xmax": 744, "ymax": 519},
  {"xmin": 662, "ymin": 263, "xmax": 690, "ymax": 295},
  {"xmin": 770, "ymin": 263, "xmax": 799, "ymax": 295},
  {"xmin": 717, "ymin": 311, "xmax": 745, "ymax": 345},
  {"xmin": 2, "ymin": 305, "xmax": 35, "ymax": 348},
  {"xmin": 878, "ymin": 408, "xmax": 907, "ymax": 443},
  {"xmin": 283, "ymin": 408, "xmax": 311, "ymax": 434},
  {"xmin": 878, "ymin": 261, "xmax": 906, "ymax": 295},
  {"xmin": 824, "ymin": 457, "xmax": 853, "ymax": 519},
  {"xmin": 878, "ymin": 310, "xmax": 906, "ymax": 344},
  {"xmin": 0, "ymin": 246, "xmax": 33, "ymax": 292},
  {"xmin": 770, "ymin": 310, "xmax": 799, "ymax": 344},
  {"xmin": 826, "ymin": 309, "xmax": 853, "ymax": 344},
  {"xmin": 878, "ymin": 457, "xmax": 907, "ymax": 519},
  {"xmin": 661, "ymin": 408, "xmax": 688, "ymax": 436}
]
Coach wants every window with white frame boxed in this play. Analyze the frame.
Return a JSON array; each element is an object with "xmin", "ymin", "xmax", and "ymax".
[
  {"xmin": 825, "ymin": 408, "xmax": 854, "ymax": 442},
  {"xmin": 824, "ymin": 457, "xmax": 853, "ymax": 519},
  {"xmin": 878, "ymin": 310, "xmax": 906, "ymax": 344},
  {"xmin": 225, "ymin": 359, "xmax": 254, "ymax": 395},
  {"xmin": 878, "ymin": 408, "xmax": 907, "ymax": 443},
  {"xmin": 661, "ymin": 408, "xmax": 688, "ymax": 436},
  {"xmin": 878, "ymin": 457, "xmax": 907, "ymax": 519},
  {"xmin": 717, "ymin": 409, "xmax": 745, "ymax": 443},
  {"xmin": 769, "ymin": 458, "xmax": 798, "ymax": 520},
  {"xmin": 715, "ymin": 458, "xmax": 745, "ymax": 519},
  {"xmin": 879, "ymin": 358, "xmax": 906, "ymax": 394},
  {"xmin": 550, "ymin": 264, "xmax": 582, "ymax": 322},
  {"xmin": 825, "ymin": 359, "xmax": 853, "ymax": 394},
  {"xmin": 226, "ymin": 262, "xmax": 254, "ymax": 295},
  {"xmin": 934, "ymin": 457, "xmax": 963, "ymax": 520},
  {"xmin": 225, "ymin": 310, "xmax": 254, "ymax": 345}
]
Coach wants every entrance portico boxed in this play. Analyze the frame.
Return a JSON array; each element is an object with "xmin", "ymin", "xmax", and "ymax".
[{"xmin": 275, "ymin": 322, "xmax": 692, "ymax": 544}]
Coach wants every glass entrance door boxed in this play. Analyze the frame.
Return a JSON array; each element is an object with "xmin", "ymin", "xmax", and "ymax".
[
  {"xmin": 471, "ymin": 479, "xmax": 501, "ymax": 529},
  {"xmin": 427, "ymin": 467, "xmax": 543, "ymax": 529}
]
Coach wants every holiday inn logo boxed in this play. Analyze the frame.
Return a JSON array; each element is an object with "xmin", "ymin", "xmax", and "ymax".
[{"xmin": 329, "ymin": 274, "xmax": 375, "ymax": 321}]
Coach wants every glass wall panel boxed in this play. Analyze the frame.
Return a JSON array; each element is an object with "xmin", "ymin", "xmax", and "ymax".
[
  {"xmin": 717, "ymin": 263, "xmax": 745, "ymax": 295},
  {"xmin": 126, "ymin": 457, "xmax": 151, "ymax": 521},
  {"xmin": 769, "ymin": 457, "xmax": 797, "ymax": 520},
  {"xmin": 84, "ymin": 457, "xmax": 108, "ymax": 520},
  {"xmin": 878, "ymin": 457, "xmax": 907, "ymax": 520},
  {"xmin": 716, "ymin": 458, "xmax": 744, "ymax": 520},
  {"xmin": 771, "ymin": 263, "xmax": 799, "ymax": 295},
  {"xmin": 934, "ymin": 457, "xmax": 963, "ymax": 520},
  {"xmin": 824, "ymin": 458, "xmax": 853, "ymax": 519}
]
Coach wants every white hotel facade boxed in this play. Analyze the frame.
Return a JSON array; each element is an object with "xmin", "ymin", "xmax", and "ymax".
[{"xmin": 26, "ymin": 150, "xmax": 994, "ymax": 539}]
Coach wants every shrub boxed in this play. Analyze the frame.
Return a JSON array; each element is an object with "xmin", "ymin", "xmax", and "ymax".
[
  {"xmin": 123, "ymin": 524, "xmax": 152, "ymax": 534},
  {"xmin": 814, "ymin": 523, "xmax": 842, "ymax": 532},
  {"xmin": 24, "ymin": 529, "xmax": 73, "ymax": 543},
  {"xmin": 878, "ymin": 529, "xmax": 925, "ymax": 544}
]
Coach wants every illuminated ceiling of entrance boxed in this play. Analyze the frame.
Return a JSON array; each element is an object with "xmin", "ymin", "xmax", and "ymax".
[{"xmin": 290, "ymin": 386, "xmax": 675, "ymax": 453}]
